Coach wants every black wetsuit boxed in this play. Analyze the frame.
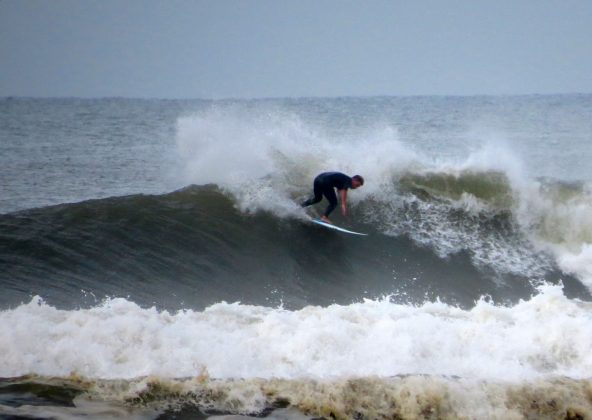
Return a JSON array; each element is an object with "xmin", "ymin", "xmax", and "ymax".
[{"xmin": 301, "ymin": 172, "xmax": 353, "ymax": 217}]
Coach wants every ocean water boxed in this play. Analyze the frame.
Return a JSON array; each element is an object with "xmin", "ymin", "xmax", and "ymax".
[{"xmin": 1, "ymin": 95, "xmax": 592, "ymax": 419}]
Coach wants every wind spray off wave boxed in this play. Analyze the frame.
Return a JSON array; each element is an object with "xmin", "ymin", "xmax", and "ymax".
[{"xmin": 174, "ymin": 103, "xmax": 592, "ymax": 289}]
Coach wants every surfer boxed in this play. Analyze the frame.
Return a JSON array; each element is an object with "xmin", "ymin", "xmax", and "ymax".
[{"xmin": 301, "ymin": 172, "xmax": 364, "ymax": 223}]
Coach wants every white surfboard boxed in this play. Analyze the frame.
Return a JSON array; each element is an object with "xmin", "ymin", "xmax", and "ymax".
[{"xmin": 310, "ymin": 218, "xmax": 368, "ymax": 236}]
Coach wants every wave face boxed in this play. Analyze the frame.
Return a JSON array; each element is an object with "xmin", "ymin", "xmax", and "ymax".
[{"xmin": 1, "ymin": 184, "xmax": 590, "ymax": 311}]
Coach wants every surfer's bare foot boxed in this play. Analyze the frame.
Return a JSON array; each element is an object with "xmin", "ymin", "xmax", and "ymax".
[{"xmin": 320, "ymin": 216, "xmax": 332, "ymax": 224}]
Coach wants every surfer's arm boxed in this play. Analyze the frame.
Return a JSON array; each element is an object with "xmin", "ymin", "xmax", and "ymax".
[{"xmin": 339, "ymin": 189, "xmax": 348, "ymax": 216}]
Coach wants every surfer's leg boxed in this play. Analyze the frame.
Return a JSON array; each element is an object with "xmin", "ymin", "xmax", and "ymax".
[
  {"xmin": 322, "ymin": 187, "xmax": 337, "ymax": 216},
  {"xmin": 301, "ymin": 180, "xmax": 323, "ymax": 207}
]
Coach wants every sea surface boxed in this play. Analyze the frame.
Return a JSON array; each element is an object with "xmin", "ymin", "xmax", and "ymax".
[{"xmin": 1, "ymin": 95, "xmax": 592, "ymax": 419}]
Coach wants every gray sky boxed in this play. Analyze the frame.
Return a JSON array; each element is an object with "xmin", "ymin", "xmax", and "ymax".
[{"xmin": 1, "ymin": 0, "xmax": 591, "ymax": 98}]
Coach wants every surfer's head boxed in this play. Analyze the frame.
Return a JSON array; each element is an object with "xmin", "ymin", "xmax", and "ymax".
[{"xmin": 351, "ymin": 175, "xmax": 364, "ymax": 189}]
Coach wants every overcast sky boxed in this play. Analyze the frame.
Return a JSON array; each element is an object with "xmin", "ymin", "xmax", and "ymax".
[{"xmin": 1, "ymin": 0, "xmax": 591, "ymax": 98}]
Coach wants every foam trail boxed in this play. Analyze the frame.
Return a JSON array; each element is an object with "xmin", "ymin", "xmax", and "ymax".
[{"xmin": 2, "ymin": 284, "xmax": 591, "ymax": 381}]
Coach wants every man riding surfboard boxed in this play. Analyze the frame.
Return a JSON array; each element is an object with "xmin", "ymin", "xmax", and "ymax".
[{"xmin": 301, "ymin": 172, "xmax": 364, "ymax": 224}]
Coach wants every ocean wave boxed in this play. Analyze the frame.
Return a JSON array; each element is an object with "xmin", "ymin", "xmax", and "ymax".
[
  {"xmin": 2, "ymin": 284, "xmax": 591, "ymax": 381},
  {"xmin": 173, "ymin": 105, "xmax": 592, "ymax": 290},
  {"xmin": 2, "ymin": 97, "xmax": 592, "ymax": 419},
  {"xmin": 1, "ymin": 284, "xmax": 592, "ymax": 418},
  {"xmin": 1, "ymin": 184, "xmax": 590, "ymax": 310}
]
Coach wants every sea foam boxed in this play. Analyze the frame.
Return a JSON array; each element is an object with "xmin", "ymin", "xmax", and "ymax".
[{"xmin": 2, "ymin": 284, "xmax": 590, "ymax": 381}]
